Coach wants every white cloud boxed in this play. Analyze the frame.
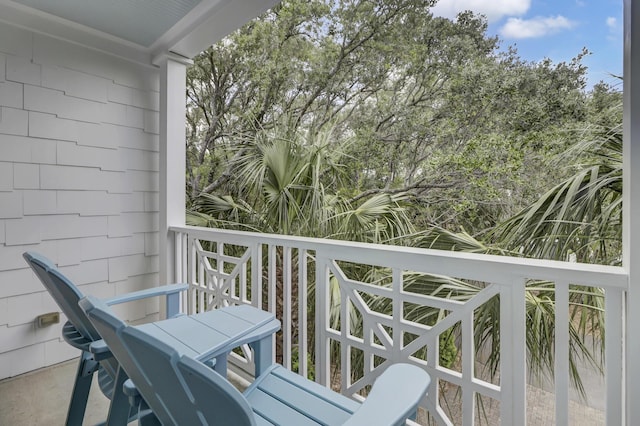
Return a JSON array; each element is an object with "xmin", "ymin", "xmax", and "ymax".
[
  {"xmin": 606, "ymin": 17, "xmax": 617, "ymax": 30},
  {"xmin": 430, "ymin": 0, "xmax": 531, "ymax": 23},
  {"xmin": 499, "ymin": 15, "xmax": 577, "ymax": 39}
]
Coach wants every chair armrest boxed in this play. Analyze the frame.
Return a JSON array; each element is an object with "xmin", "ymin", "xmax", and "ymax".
[
  {"xmin": 104, "ymin": 283, "xmax": 188, "ymax": 305},
  {"xmin": 342, "ymin": 364, "xmax": 430, "ymax": 426},
  {"xmin": 88, "ymin": 339, "xmax": 113, "ymax": 361}
]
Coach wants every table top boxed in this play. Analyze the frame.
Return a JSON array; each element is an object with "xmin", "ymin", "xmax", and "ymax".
[{"xmin": 135, "ymin": 305, "xmax": 280, "ymax": 361}]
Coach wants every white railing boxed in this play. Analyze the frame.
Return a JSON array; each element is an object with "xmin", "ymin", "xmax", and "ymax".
[{"xmin": 170, "ymin": 225, "xmax": 628, "ymax": 425}]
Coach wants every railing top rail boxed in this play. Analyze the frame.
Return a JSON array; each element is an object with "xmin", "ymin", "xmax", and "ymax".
[{"xmin": 171, "ymin": 225, "xmax": 628, "ymax": 289}]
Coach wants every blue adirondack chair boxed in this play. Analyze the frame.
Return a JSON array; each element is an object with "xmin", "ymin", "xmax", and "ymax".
[
  {"xmin": 23, "ymin": 251, "xmax": 188, "ymax": 425},
  {"xmin": 80, "ymin": 294, "xmax": 431, "ymax": 426}
]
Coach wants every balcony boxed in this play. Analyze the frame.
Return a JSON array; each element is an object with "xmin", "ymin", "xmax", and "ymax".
[
  {"xmin": 0, "ymin": 0, "xmax": 639, "ymax": 424},
  {"xmin": 168, "ymin": 225, "xmax": 624, "ymax": 425}
]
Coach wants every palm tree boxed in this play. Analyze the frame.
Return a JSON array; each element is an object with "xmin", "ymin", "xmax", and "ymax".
[{"xmin": 188, "ymin": 123, "xmax": 415, "ymax": 243}]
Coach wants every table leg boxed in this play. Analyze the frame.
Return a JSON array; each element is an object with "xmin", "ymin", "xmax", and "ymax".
[
  {"xmin": 213, "ymin": 353, "xmax": 228, "ymax": 376},
  {"xmin": 251, "ymin": 335, "xmax": 273, "ymax": 376}
]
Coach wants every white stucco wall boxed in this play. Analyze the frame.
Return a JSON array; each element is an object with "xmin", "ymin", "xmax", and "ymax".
[{"xmin": 0, "ymin": 21, "xmax": 162, "ymax": 379}]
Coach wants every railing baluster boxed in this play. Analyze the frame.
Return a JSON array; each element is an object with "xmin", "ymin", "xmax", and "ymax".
[
  {"xmin": 341, "ymin": 262, "xmax": 350, "ymax": 393},
  {"xmin": 187, "ymin": 235, "xmax": 195, "ymax": 315},
  {"xmin": 605, "ymin": 287, "xmax": 623, "ymax": 426},
  {"xmin": 392, "ymin": 268, "xmax": 402, "ymax": 361},
  {"xmin": 555, "ymin": 280, "xmax": 570, "ymax": 426},
  {"xmin": 175, "ymin": 231, "xmax": 182, "ymax": 284},
  {"xmin": 462, "ymin": 310, "xmax": 475, "ymax": 426},
  {"xmin": 513, "ymin": 280, "xmax": 527, "ymax": 426},
  {"xmin": 174, "ymin": 231, "xmax": 185, "ymax": 313},
  {"xmin": 181, "ymin": 232, "xmax": 187, "ymax": 283},
  {"xmin": 241, "ymin": 260, "xmax": 247, "ymax": 303},
  {"xmin": 283, "ymin": 246, "xmax": 292, "ymax": 370},
  {"xmin": 268, "ymin": 244, "xmax": 277, "ymax": 364},
  {"xmin": 499, "ymin": 282, "xmax": 512, "ymax": 423},
  {"xmin": 299, "ymin": 249, "xmax": 308, "ymax": 378},
  {"xmin": 268, "ymin": 244, "xmax": 276, "ymax": 315},
  {"xmin": 363, "ymin": 316, "xmax": 371, "ymax": 378},
  {"xmin": 198, "ymin": 242, "xmax": 205, "ymax": 312},
  {"xmin": 316, "ymin": 252, "xmax": 330, "ymax": 387},
  {"xmin": 217, "ymin": 241, "xmax": 226, "ymax": 308},
  {"xmin": 252, "ymin": 242, "xmax": 262, "ymax": 309}
]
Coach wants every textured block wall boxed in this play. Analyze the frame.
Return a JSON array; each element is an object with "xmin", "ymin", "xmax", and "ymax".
[{"xmin": 0, "ymin": 21, "xmax": 162, "ymax": 379}]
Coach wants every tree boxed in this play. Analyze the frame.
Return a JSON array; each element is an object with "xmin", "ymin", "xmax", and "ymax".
[{"xmin": 186, "ymin": 1, "xmax": 592, "ymax": 234}]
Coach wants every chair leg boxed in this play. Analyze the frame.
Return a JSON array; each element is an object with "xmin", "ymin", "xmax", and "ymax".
[
  {"xmin": 66, "ymin": 352, "xmax": 94, "ymax": 426},
  {"xmin": 105, "ymin": 367, "xmax": 131, "ymax": 426}
]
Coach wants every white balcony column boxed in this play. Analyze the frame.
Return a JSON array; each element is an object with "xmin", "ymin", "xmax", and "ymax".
[
  {"xmin": 157, "ymin": 53, "xmax": 191, "ymax": 286},
  {"xmin": 624, "ymin": 1, "xmax": 640, "ymax": 423}
]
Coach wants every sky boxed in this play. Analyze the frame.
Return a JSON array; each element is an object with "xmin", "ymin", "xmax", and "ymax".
[{"xmin": 430, "ymin": 0, "xmax": 623, "ymax": 90}]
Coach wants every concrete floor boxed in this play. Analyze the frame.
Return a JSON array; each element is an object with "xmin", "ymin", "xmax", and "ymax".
[{"xmin": 0, "ymin": 359, "xmax": 111, "ymax": 425}]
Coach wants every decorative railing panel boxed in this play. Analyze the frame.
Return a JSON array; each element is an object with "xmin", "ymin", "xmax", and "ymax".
[{"xmin": 171, "ymin": 225, "xmax": 627, "ymax": 425}]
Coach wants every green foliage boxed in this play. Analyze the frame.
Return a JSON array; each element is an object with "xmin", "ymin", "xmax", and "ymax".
[
  {"xmin": 187, "ymin": 0, "xmax": 599, "ymax": 234},
  {"xmin": 490, "ymin": 123, "xmax": 622, "ymax": 265},
  {"xmin": 188, "ymin": 121, "xmax": 417, "ymax": 245}
]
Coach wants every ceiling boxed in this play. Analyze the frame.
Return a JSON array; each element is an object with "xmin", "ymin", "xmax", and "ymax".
[
  {"xmin": 11, "ymin": 0, "xmax": 203, "ymax": 48},
  {"xmin": 0, "ymin": 0, "xmax": 279, "ymax": 65}
]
